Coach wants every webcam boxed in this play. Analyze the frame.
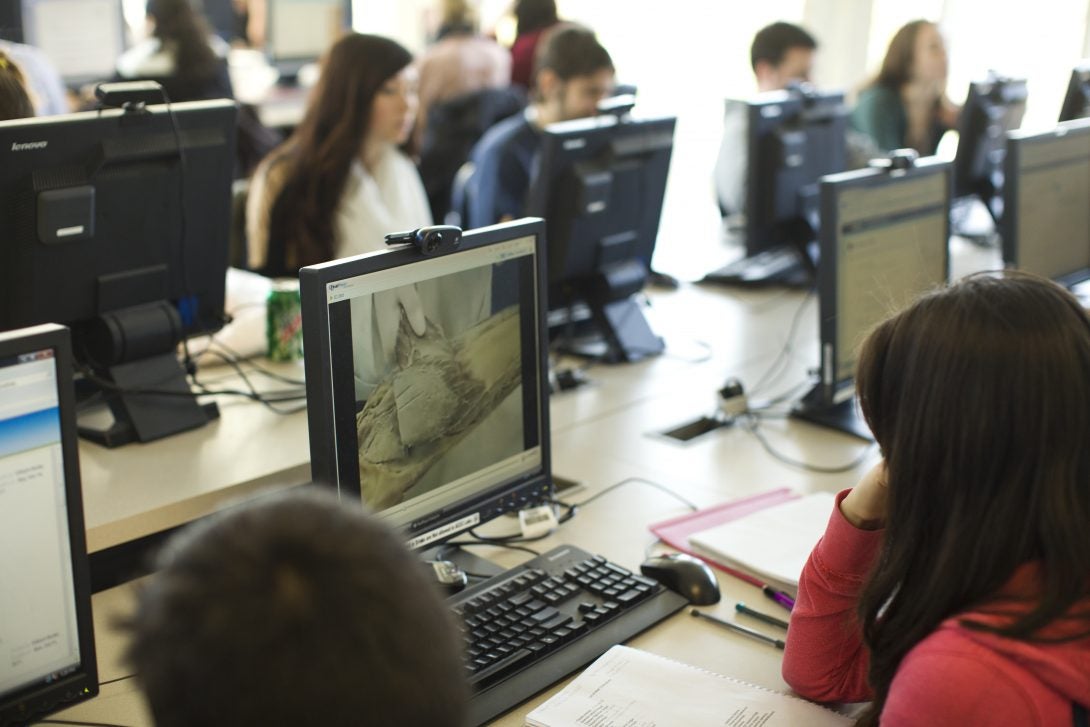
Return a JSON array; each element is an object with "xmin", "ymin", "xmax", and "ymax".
[{"xmin": 385, "ymin": 225, "xmax": 462, "ymax": 257}]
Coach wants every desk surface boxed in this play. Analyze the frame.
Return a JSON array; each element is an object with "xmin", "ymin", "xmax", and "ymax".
[{"xmin": 57, "ymin": 242, "xmax": 1000, "ymax": 724}]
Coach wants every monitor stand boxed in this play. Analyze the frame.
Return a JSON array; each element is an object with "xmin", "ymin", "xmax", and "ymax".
[{"xmin": 790, "ymin": 385, "xmax": 873, "ymax": 441}]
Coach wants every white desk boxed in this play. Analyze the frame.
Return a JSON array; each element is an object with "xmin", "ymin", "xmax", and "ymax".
[{"xmin": 55, "ymin": 259, "xmax": 1001, "ymax": 724}]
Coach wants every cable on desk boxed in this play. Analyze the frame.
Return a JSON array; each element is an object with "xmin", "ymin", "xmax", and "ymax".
[
  {"xmin": 36, "ymin": 720, "xmax": 132, "ymax": 727},
  {"xmin": 553, "ymin": 476, "xmax": 700, "ymax": 513},
  {"xmin": 445, "ymin": 538, "xmax": 542, "ymax": 557},
  {"xmin": 747, "ymin": 289, "xmax": 815, "ymax": 396},
  {"xmin": 739, "ymin": 414, "xmax": 874, "ymax": 474},
  {"xmin": 98, "ymin": 674, "xmax": 136, "ymax": 687},
  {"xmin": 204, "ymin": 338, "xmax": 307, "ymax": 386}
]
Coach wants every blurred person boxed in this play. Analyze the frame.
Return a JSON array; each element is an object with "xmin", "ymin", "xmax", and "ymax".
[
  {"xmin": 508, "ymin": 0, "xmax": 557, "ymax": 88},
  {"xmin": 0, "ymin": 50, "xmax": 34, "ymax": 120},
  {"xmin": 0, "ymin": 40, "xmax": 67, "ymax": 115}
]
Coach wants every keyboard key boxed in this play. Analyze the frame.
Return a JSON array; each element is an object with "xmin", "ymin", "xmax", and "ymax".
[{"xmin": 468, "ymin": 648, "xmax": 534, "ymax": 688}]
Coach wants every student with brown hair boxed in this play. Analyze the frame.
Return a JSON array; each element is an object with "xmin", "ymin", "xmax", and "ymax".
[
  {"xmin": 0, "ymin": 50, "xmax": 34, "ymax": 121},
  {"xmin": 246, "ymin": 33, "xmax": 428, "ymax": 275},
  {"xmin": 125, "ymin": 488, "xmax": 469, "ymax": 727},
  {"xmin": 782, "ymin": 272, "xmax": 1090, "ymax": 725},
  {"xmin": 851, "ymin": 20, "xmax": 960, "ymax": 154}
]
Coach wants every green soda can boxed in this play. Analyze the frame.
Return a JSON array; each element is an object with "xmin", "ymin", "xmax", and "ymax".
[{"xmin": 266, "ymin": 279, "xmax": 303, "ymax": 362}]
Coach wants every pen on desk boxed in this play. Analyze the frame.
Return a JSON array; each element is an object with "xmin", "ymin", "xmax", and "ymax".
[
  {"xmin": 690, "ymin": 608, "xmax": 785, "ymax": 650},
  {"xmin": 762, "ymin": 585, "xmax": 795, "ymax": 611},
  {"xmin": 735, "ymin": 602, "xmax": 789, "ymax": 630}
]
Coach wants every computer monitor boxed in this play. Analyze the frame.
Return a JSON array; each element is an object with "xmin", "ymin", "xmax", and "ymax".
[
  {"xmin": 301, "ymin": 218, "xmax": 552, "ymax": 550},
  {"xmin": 792, "ymin": 157, "xmax": 951, "ymax": 439},
  {"xmin": 951, "ymin": 73, "xmax": 1027, "ymax": 222},
  {"xmin": 264, "ymin": 0, "xmax": 350, "ymax": 81},
  {"xmin": 8, "ymin": 0, "xmax": 126, "ymax": 86},
  {"xmin": 0, "ymin": 98, "xmax": 237, "ymax": 447},
  {"xmin": 0, "ymin": 323, "xmax": 98, "ymax": 725},
  {"xmin": 705, "ymin": 86, "xmax": 849, "ymax": 287},
  {"xmin": 1058, "ymin": 61, "xmax": 1090, "ymax": 122},
  {"xmin": 525, "ymin": 113, "xmax": 675, "ymax": 362},
  {"xmin": 1001, "ymin": 118, "xmax": 1090, "ymax": 287}
]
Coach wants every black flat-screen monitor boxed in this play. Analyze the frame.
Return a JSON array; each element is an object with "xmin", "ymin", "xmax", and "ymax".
[
  {"xmin": 265, "ymin": 0, "xmax": 350, "ymax": 81},
  {"xmin": 0, "ymin": 323, "xmax": 98, "ymax": 726},
  {"xmin": 1001, "ymin": 118, "xmax": 1090, "ymax": 287},
  {"xmin": 300, "ymin": 218, "xmax": 552, "ymax": 550},
  {"xmin": 525, "ymin": 113, "xmax": 675, "ymax": 362},
  {"xmin": 951, "ymin": 73, "xmax": 1027, "ymax": 221},
  {"xmin": 792, "ymin": 158, "xmax": 951, "ymax": 439},
  {"xmin": 0, "ymin": 99, "xmax": 237, "ymax": 446},
  {"xmin": 1059, "ymin": 61, "xmax": 1090, "ymax": 122},
  {"xmin": 0, "ymin": 0, "xmax": 126, "ymax": 86},
  {"xmin": 705, "ymin": 86, "xmax": 848, "ymax": 287}
]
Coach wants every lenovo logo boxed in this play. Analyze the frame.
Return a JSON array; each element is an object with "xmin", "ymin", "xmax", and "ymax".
[{"xmin": 11, "ymin": 141, "xmax": 47, "ymax": 151}]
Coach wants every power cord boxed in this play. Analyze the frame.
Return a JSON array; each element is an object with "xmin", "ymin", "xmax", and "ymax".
[
  {"xmin": 738, "ymin": 413, "xmax": 874, "ymax": 474},
  {"xmin": 37, "ymin": 720, "xmax": 131, "ymax": 727},
  {"xmin": 747, "ymin": 289, "xmax": 815, "ymax": 396}
]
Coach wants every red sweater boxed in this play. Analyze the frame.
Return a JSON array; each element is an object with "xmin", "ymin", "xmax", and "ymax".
[{"xmin": 782, "ymin": 489, "xmax": 1090, "ymax": 726}]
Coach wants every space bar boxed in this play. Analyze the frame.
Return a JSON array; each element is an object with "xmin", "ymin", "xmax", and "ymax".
[{"xmin": 468, "ymin": 648, "xmax": 534, "ymax": 688}]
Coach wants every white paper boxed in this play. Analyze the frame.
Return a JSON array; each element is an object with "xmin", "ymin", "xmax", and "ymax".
[
  {"xmin": 687, "ymin": 491, "xmax": 835, "ymax": 589},
  {"xmin": 525, "ymin": 646, "xmax": 851, "ymax": 727}
]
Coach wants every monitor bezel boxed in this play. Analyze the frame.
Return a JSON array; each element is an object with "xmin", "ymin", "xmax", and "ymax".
[
  {"xmin": 1058, "ymin": 61, "xmax": 1090, "ymax": 123},
  {"xmin": 0, "ymin": 323, "xmax": 98, "ymax": 724},
  {"xmin": 951, "ymin": 75, "xmax": 1028, "ymax": 202},
  {"xmin": 300, "ymin": 218, "xmax": 553, "ymax": 547},
  {"xmin": 815, "ymin": 158, "xmax": 953, "ymax": 403},
  {"xmin": 1001, "ymin": 117, "xmax": 1090, "ymax": 288}
]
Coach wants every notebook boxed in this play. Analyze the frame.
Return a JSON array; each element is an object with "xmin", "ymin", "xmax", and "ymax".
[
  {"xmin": 687, "ymin": 491, "xmax": 835, "ymax": 590},
  {"xmin": 524, "ymin": 645, "xmax": 851, "ymax": 727}
]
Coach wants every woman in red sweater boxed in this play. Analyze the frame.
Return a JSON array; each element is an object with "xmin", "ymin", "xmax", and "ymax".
[{"xmin": 782, "ymin": 272, "xmax": 1090, "ymax": 726}]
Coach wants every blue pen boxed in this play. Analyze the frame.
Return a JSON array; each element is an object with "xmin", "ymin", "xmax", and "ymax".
[{"xmin": 762, "ymin": 585, "xmax": 795, "ymax": 611}]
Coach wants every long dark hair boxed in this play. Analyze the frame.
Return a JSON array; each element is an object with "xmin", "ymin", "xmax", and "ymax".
[
  {"xmin": 147, "ymin": 0, "xmax": 219, "ymax": 84},
  {"xmin": 872, "ymin": 19, "xmax": 932, "ymax": 90},
  {"xmin": 853, "ymin": 272, "xmax": 1090, "ymax": 725},
  {"xmin": 514, "ymin": 0, "xmax": 557, "ymax": 35},
  {"xmin": 265, "ymin": 33, "xmax": 412, "ymax": 272},
  {"xmin": 0, "ymin": 51, "xmax": 34, "ymax": 120}
]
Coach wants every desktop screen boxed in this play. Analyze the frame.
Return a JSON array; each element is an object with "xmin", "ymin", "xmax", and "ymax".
[
  {"xmin": 1002, "ymin": 119, "xmax": 1090, "ymax": 285},
  {"xmin": 265, "ymin": 0, "xmax": 348, "ymax": 77},
  {"xmin": 20, "ymin": 0, "xmax": 125, "ymax": 85},
  {"xmin": 301, "ymin": 220, "xmax": 551, "ymax": 549},
  {"xmin": 1059, "ymin": 62, "xmax": 1090, "ymax": 122},
  {"xmin": 0, "ymin": 324, "xmax": 96, "ymax": 725}
]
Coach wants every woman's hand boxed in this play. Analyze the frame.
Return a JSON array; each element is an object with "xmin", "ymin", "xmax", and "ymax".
[{"xmin": 839, "ymin": 461, "xmax": 889, "ymax": 530}]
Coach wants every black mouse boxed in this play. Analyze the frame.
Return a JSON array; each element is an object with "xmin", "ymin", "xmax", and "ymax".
[{"xmin": 640, "ymin": 553, "xmax": 721, "ymax": 605}]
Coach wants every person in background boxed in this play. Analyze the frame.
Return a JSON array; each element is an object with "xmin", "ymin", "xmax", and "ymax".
[
  {"xmin": 246, "ymin": 33, "xmax": 427, "ymax": 274},
  {"xmin": 714, "ymin": 21, "xmax": 818, "ymax": 219},
  {"xmin": 412, "ymin": 0, "xmax": 511, "ymax": 152},
  {"xmin": 0, "ymin": 40, "xmax": 67, "ymax": 115},
  {"xmin": 467, "ymin": 23, "xmax": 613, "ymax": 228},
  {"xmin": 124, "ymin": 487, "xmax": 469, "ymax": 727},
  {"xmin": 0, "ymin": 50, "xmax": 35, "ymax": 120},
  {"xmin": 851, "ymin": 19, "xmax": 960, "ymax": 155},
  {"xmin": 508, "ymin": 0, "xmax": 558, "ymax": 88},
  {"xmin": 782, "ymin": 272, "xmax": 1090, "ymax": 725},
  {"xmin": 115, "ymin": 0, "xmax": 233, "ymax": 102}
]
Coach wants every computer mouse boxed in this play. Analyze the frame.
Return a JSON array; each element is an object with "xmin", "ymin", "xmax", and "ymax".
[
  {"xmin": 425, "ymin": 559, "xmax": 469, "ymax": 594},
  {"xmin": 640, "ymin": 553, "xmax": 721, "ymax": 605}
]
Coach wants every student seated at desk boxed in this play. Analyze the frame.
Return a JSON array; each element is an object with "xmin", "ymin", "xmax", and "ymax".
[
  {"xmin": 246, "ymin": 33, "xmax": 430, "ymax": 275},
  {"xmin": 782, "ymin": 273, "xmax": 1090, "ymax": 726},
  {"xmin": 124, "ymin": 488, "xmax": 468, "ymax": 727},
  {"xmin": 0, "ymin": 50, "xmax": 35, "ymax": 120},
  {"xmin": 466, "ymin": 24, "xmax": 613, "ymax": 229}
]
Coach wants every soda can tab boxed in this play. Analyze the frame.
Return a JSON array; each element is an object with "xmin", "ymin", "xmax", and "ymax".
[{"xmin": 266, "ymin": 278, "xmax": 303, "ymax": 362}]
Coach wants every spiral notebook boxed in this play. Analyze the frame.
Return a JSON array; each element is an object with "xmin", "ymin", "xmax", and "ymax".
[{"xmin": 525, "ymin": 645, "xmax": 851, "ymax": 727}]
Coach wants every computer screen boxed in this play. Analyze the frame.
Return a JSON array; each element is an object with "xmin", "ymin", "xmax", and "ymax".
[
  {"xmin": 0, "ymin": 98, "xmax": 237, "ymax": 446},
  {"xmin": 301, "ymin": 219, "xmax": 551, "ymax": 550},
  {"xmin": 0, "ymin": 323, "xmax": 97, "ymax": 726},
  {"xmin": 525, "ymin": 113, "xmax": 675, "ymax": 362},
  {"xmin": 951, "ymin": 74, "xmax": 1027, "ymax": 217},
  {"xmin": 705, "ymin": 86, "xmax": 849, "ymax": 286},
  {"xmin": 18, "ymin": 0, "xmax": 126, "ymax": 86},
  {"xmin": 1059, "ymin": 61, "xmax": 1090, "ymax": 122},
  {"xmin": 793, "ymin": 158, "xmax": 951, "ymax": 439},
  {"xmin": 265, "ymin": 0, "xmax": 349, "ymax": 80},
  {"xmin": 1002, "ymin": 118, "xmax": 1090, "ymax": 286}
]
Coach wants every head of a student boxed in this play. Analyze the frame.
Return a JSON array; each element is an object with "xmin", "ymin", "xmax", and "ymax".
[
  {"xmin": 0, "ymin": 52, "xmax": 34, "ymax": 121},
  {"xmin": 270, "ymin": 33, "xmax": 414, "ymax": 268},
  {"xmin": 875, "ymin": 19, "xmax": 947, "ymax": 91},
  {"xmin": 125, "ymin": 488, "xmax": 469, "ymax": 727},
  {"xmin": 532, "ymin": 25, "xmax": 614, "ymax": 125},
  {"xmin": 852, "ymin": 272, "xmax": 1090, "ymax": 726},
  {"xmin": 514, "ymin": 0, "xmax": 557, "ymax": 36},
  {"xmin": 750, "ymin": 22, "xmax": 817, "ymax": 93},
  {"xmin": 435, "ymin": 0, "xmax": 478, "ymax": 39},
  {"xmin": 145, "ymin": 0, "xmax": 218, "ymax": 83}
]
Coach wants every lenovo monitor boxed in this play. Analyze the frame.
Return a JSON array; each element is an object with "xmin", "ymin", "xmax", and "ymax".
[
  {"xmin": 1001, "ymin": 118, "xmax": 1090, "ymax": 287},
  {"xmin": 0, "ymin": 323, "xmax": 97, "ymax": 726},
  {"xmin": 264, "ymin": 0, "xmax": 350, "ymax": 81},
  {"xmin": 793, "ymin": 157, "xmax": 951, "ymax": 439},
  {"xmin": 0, "ymin": 98, "xmax": 237, "ymax": 446}
]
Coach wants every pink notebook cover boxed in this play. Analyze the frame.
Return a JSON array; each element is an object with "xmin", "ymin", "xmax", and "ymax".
[{"xmin": 649, "ymin": 488, "xmax": 799, "ymax": 588}]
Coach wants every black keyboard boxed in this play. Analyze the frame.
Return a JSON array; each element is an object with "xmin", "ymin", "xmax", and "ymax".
[
  {"xmin": 450, "ymin": 545, "xmax": 687, "ymax": 725},
  {"xmin": 703, "ymin": 247, "xmax": 811, "ymax": 287}
]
